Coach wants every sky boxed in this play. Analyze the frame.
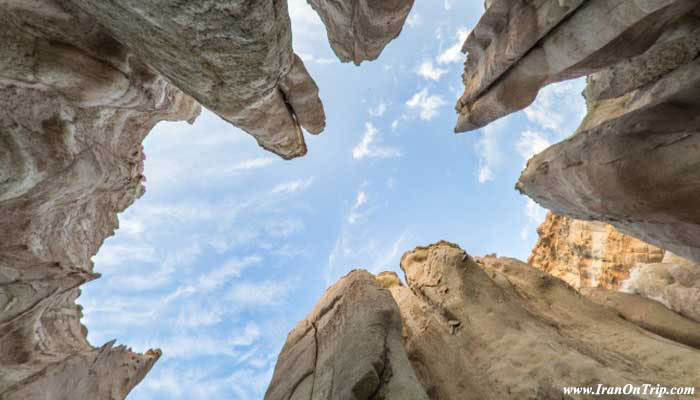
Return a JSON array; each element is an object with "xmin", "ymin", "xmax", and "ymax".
[{"xmin": 80, "ymin": 1, "xmax": 586, "ymax": 399}]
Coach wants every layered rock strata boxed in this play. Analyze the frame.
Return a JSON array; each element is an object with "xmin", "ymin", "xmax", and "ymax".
[
  {"xmin": 0, "ymin": 2, "xmax": 200, "ymax": 398},
  {"xmin": 529, "ymin": 212, "xmax": 664, "ymax": 289},
  {"xmin": 268, "ymin": 242, "xmax": 700, "ymax": 399}
]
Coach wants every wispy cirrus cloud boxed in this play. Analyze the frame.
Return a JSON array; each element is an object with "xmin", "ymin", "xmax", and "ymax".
[{"xmin": 352, "ymin": 122, "xmax": 402, "ymax": 160}]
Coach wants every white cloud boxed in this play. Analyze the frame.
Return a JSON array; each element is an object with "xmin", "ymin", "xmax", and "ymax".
[
  {"xmin": 368, "ymin": 101, "xmax": 387, "ymax": 117},
  {"xmin": 406, "ymin": 88, "xmax": 446, "ymax": 121},
  {"xmin": 525, "ymin": 198, "xmax": 547, "ymax": 225},
  {"xmin": 348, "ymin": 191, "xmax": 368, "ymax": 224},
  {"xmin": 391, "ymin": 119, "xmax": 400, "ymax": 131},
  {"xmin": 204, "ymin": 157, "xmax": 276, "ymax": 178},
  {"xmin": 475, "ymin": 119, "xmax": 506, "ymax": 183},
  {"xmin": 352, "ymin": 122, "xmax": 402, "ymax": 160},
  {"xmin": 516, "ymin": 130, "xmax": 551, "ymax": 160},
  {"xmin": 416, "ymin": 60, "xmax": 447, "ymax": 81},
  {"xmin": 524, "ymin": 79, "xmax": 587, "ymax": 133},
  {"xmin": 437, "ymin": 28, "xmax": 470, "ymax": 64},
  {"xmin": 405, "ymin": 12, "xmax": 422, "ymax": 28},
  {"xmin": 444, "ymin": 0, "xmax": 453, "ymax": 10},
  {"xmin": 226, "ymin": 280, "xmax": 294, "ymax": 305},
  {"xmin": 270, "ymin": 177, "xmax": 314, "ymax": 194},
  {"xmin": 92, "ymin": 243, "xmax": 156, "ymax": 268}
]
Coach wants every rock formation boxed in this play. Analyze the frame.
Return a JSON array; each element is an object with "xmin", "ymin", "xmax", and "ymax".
[
  {"xmin": 0, "ymin": 2, "xmax": 199, "ymax": 397},
  {"xmin": 264, "ymin": 270, "xmax": 428, "ymax": 400},
  {"xmin": 493, "ymin": 2, "xmax": 700, "ymax": 262},
  {"xmin": 621, "ymin": 253, "xmax": 700, "ymax": 323},
  {"xmin": 308, "ymin": 0, "xmax": 415, "ymax": 65},
  {"xmin": 529, "ymin": 212, "xmax": 664, "ymax": 289},
  {"xmin": 267, "ymin": 242, "xmax": 700, "ymax": 399},
  {"xmin": 457, "ymin": 0, "xmax": 700, "ymax": 263},
  {"xmin": 0, "ymin": 0, "xmax": 414, "ymax": 398}
]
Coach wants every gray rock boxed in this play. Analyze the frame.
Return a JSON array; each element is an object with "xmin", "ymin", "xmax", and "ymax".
[{"xmin": 264, "ymin": 270, "xmax": 428, "ymax": 400}]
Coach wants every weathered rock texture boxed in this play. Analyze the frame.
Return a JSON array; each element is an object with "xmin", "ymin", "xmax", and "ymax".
[
  {"xmin": 308, "ymin": 0, "xmax": 415, "ymax": 65},
  {"xmin": 0, "ymin": 0, "xmax": 415, "ymax": 397},
  {"xmin": 0, "ymin": 2, "xmax": 200, "ymax": 398},
  {"xmin": 268, "ymin": 242, "xmax": 700, "ymax": 399},
  {"xmin": 621, "ymin": 254, "xmax": 700, "ymax": 323},
  {"xmin": 529, "ymin": 212, "xmax": 664, "ymax": 289},
  {"xmin": 505, "ymin": 3, "xmax": 700, "ymax": 262},
  {"xmin": 264, "ymin": 269, "xmax": 428, "ymax": 400},
  {"xmin": 456, "ymin": 0, "xmax": 697, "ymax": 132}
]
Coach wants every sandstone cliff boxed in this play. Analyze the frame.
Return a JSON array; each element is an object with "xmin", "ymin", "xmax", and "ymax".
[
  {"xmin": 529, "ymin": 213, "xmax": 700, "ymax": 324},
  {"xmin": 267, "ymin": 242, "xmax": 700, "ymax": 399},
  {"xmin": 529, "ymin": 212, "xmax": 664, "ymax": 289}
]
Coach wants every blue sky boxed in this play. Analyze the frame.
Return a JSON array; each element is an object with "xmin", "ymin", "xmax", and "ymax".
[{"xmin": 80, "ymin": 1, "xmax": 586, "ymax": 399}]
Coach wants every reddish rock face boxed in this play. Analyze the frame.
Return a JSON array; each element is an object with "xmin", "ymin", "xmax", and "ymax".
[{"xmin": 529, "ymin": 213, "xmax": 664, "ymax": 289}]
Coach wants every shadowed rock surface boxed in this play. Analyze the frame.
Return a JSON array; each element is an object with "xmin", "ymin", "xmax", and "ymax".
[
  {"xmin": 456, "ymin": 0, "xmax": 697, "ymax": 132},
  {"xmin": 0, "ymin": 2, "xmax": 200, "ymax": 398},
  {"xmin": 506, "ymin": 4, "xmax": 700, "ymax": 262},
  {"xmin": 264, "ymin": 270, "xmax": 428, "ymax": 400},
  {"xmin": 308, "ymin": 0, "xmax": 415, "ymax": 65},
  {"xmin": 268, "ymin": 242, "xmax": 700, "ymax": 399},
  {"xmin": 530, "ymin": 212, "xmax": 664, "ymax": 289}
]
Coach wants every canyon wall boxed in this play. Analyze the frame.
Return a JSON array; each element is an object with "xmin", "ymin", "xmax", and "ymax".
[
  {"xmin": 529, "ymin": 213, "xmax": 700, "ymax": 324},
  {"xmin": 457, "ymin": 0, "xmax": 700, "ymax": 263},
  {"xmin": 266, "ymin": 242, "xmax": 700, "ymax": 399},
  {"xmin": 0, "ymin": 0, "xmax": 413, "ymax": 398},
  {"xmin": 529, "ymin": 212, "xmax": 664, "ymax": 289}
]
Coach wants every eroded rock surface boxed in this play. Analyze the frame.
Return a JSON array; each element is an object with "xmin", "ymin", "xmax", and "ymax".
[
  {"xmin": 308, "ymin": 0, "xmax": 415, "ymax": 65},
  {"xmin": 264, "ymin": 270, "xmax": 428, "ymax": 400},
  {"xmin": 456, "ymin": 0, "xmax": 697, "ymax": 132},
  {"xmin": 529, "ymin": 212, "xmax": 664, "ymax": 289},
  {"xmin": 0, "ymin": 2, "xmax": 200, "ymax": 398},
  {"xmin": 269, "ymin": 242, "xmax": 700, "ymax": 399},
  {"xmin": 504, "ymin": 5, "xmax": 700, "ymax": 262},
  {"xmin": 621, "ymin": 255, "xmax": 700, "ymax": 323}
]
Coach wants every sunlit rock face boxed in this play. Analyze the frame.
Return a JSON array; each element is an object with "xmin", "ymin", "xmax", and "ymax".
[
  {"xmin": 268, "ymin": 242, "xmax": 700, "ymax": 399},
  {"xmin": 529, "ymin": 213, "xmax": 664, "ymax": 289},
  {"xmin": 529, "ymin": 213, "xmax": 700, "ymax": 323},
  {"xmin": 0, "ymin": 2, "xmax": 200, "ymax": 398},
  {"xmin": 308, "ymin": 0, "xmax": 415, "ymax": 65}
]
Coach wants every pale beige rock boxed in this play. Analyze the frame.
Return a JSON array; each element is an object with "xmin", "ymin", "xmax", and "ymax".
[
  {"xmin": 61, "ymin": 0, "xmax": 324, "ymax": 159},
  {"xmin": 581, "ymin": 287, "xmax": 700, "ymax": 350},
  {"xmin": 308, "ymin": 0, "xmax": 415, "ymax": 65},
  {"xmin": 269, "ymin": 242, "xmax": 700, "ymax": 399},
  {"xmin": 448, "ymin": 245, "xmax": 699, "ymax": 399},
  {"xmin": 529, "ymin": 213, "xmax": 664, "ymax": 289},
  {"xmin": 456, "ymin": 0, "xmax": 697, "ymax": 132},
  {"xmin": 264, "ymin": 270, "xmax": 428, "ymax": 400},
  {"xmin": 621, "ymin": 257, "xmax": 700, "ymax": 323},
  {"xmin": 517, "ymin": 54, "xmax": 700, "ymax": 262}
]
